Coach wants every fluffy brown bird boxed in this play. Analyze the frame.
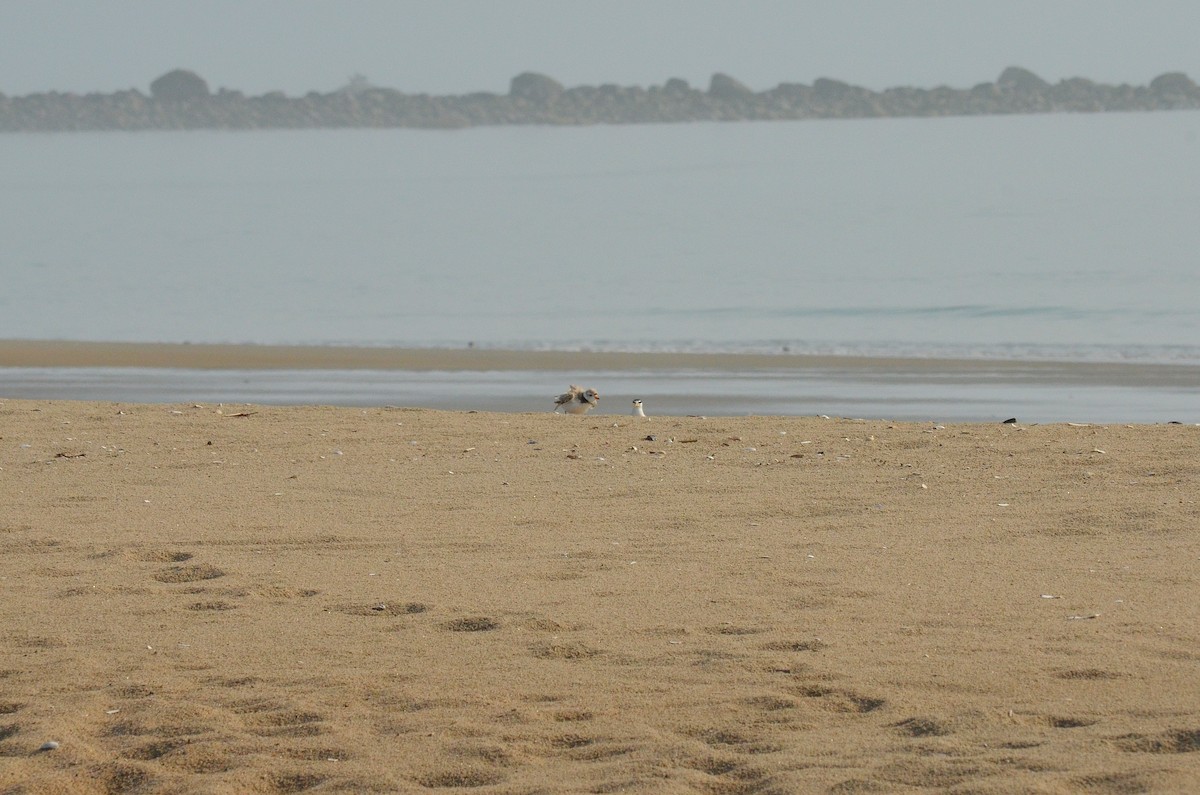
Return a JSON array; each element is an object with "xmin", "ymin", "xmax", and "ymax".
[{"xmin": 554, "ymin": 384, "xmax": 600, "ymax": 415}]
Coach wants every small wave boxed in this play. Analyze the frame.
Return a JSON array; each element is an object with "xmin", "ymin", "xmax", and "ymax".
[{"xmin": 314, "ymin": 338, "xmax": 1200, "ymax": 366}]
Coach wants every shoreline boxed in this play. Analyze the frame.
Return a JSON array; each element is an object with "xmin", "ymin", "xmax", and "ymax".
[
  {"xmin": 4, "ymin": 339, "xmax": 1200, "ymax": 387},
  {"xmin": 4, "ymin": 340, "xmax": 1198, "ymax": 422}
]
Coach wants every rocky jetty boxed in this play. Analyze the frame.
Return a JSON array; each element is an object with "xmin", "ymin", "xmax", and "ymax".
[{"xmin": 2, "ymin": 67, "xmax": 1198, "ymax": 132}]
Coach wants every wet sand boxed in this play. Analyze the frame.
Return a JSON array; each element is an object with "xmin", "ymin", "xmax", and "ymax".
[
  {"xmin": 4, "ymin": 340, "xmax": 1200, "ymax": 424},
  {"xmin": 1, "ymin": 398, "xmax": 1197, "ymax": 793},
  {"xmin": 4, "ymin": 339, "xmax": 1200, "ymax": 385}
]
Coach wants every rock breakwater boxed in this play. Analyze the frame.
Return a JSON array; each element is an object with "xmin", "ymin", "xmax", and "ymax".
[{"xmin": 3, "ymin": 66, "xmax": 1198, "ymax": 132}]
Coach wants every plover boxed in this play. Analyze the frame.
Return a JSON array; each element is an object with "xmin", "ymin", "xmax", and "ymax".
[
  {"xmin": 631, "ymin": 399, "xmax": 646, "ymax": 417},
  {"xmin": 554, "ymin": 385, "xmax": 600, "ymax": 415}
]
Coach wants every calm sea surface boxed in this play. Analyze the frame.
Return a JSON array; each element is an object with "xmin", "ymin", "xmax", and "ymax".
[
  {"xmin": 3, "ymin": 113, "xmax": 1199, "ymax": 360},
  {"xmin": 2, "ymin": 114, "xmax": 1198, "ymax": 420}
]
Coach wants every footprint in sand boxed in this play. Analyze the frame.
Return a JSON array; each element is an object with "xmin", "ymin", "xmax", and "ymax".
[
  {"xmin": 153, "ymin": 564, "xmax": 224, "ymax": 583},
  {"xmin": 185, "ymin": 600, "xmax": 237, "ymax": 611},
  {"xmin": 4, "ymin": 633, "xmax": 63, "ymax": 650},
  {"xmin": 446, "ymin": 742, "xmax": 514, "ymax": 767},
  {"xmin": 870, "ymin": 758, "xmax": 982, "ymax": 789},
  {"xmin": 739, "ymin": 695, "xmax": 797, "ymax": 712},
  {"xmin": 1116, "ymin": 728, "xmax": 1200, "ymax": 753},
  {"xmin": 266, "ymin": 772, "xmax": 330, "ymax": 793},
  {"xmin": 705, "ymin": 624, "xmax": 764, "ymax": 636},
  {"xmin": 521, "ymin": 617, "xmax": 583, "ymax": 633},
  {"xmin": 686, "ymin": 727, "xmax": 783, "ymax": 755},
  {"xmin": 790, "ymin": 684, "xmax": 886, "ymax": 714},
  {"xmin": 683, "ymin": 755, "xmax": 774, "ymax": 791},
  {"xmin": 1070, "ymin": 773, "xmax": 1160, "ymax": 793},
  {"xmin": 555, "ymin": 738, "xmax": 636, "ymax": 762},
  {"xmin": 91, "ymin": 763, "xmax": 154, "ymax": 794},
  {"xmin": 123, "ymin": 738, "xmax": 190, "ymax": 761},
  {"xmin": 156, "ymin": 744, "xmax": 235, "ymax": 774},
  {"xmin": 251, "ymin": 586, "xmax": 320, "ymax": 600},
  {"xmin": 1054, "ymin": 667, "xmax": 1125, "ymax": 680},
  {"xmin": 131, "ymin": 549, "xmax": 193, "ymax": 563},
  {"xmin": 1047, "ymin": 716, "xmax": 1097, "ymax": 728},
  {"xmin": 1008, "ymin": 712, "xmax": 1097, "ymax": 729},
  {"xmin": 248, "ymin": 708, "xmax": 327, "ymax": 739},
  {"xmin": 761, "ymin": 639, "xmax": 828, "ymax": 652},
  {"xmin": 113, "ymin": 684, "xmax": 156, "ymax": 699},
  {"xmin": 550, "ymin": 709, "xmax": 594, "ymax": 723},
  {"xmin": 892, "ymin": 716, "xmax": 953, "ymax": 737},
  {"xmin": 279, "ymin": 746, "xmax": 354, "ymax": 762},
  {"xmin": 530, "ymin": 640, "xmax": 603, "ymax": 660},
  {"xmin": 225, "ymin": 696, "xmax": 286, "ymax": 715},
  {"xmin": 441, "ymin": 617, "xmax": 499, "ymax": 632},
  {"xmin": 333, "ymin": 601, "xmax": 427, "ymax": 617},
  {"xmin": 415, "ymin": 768, "xmax": 506, "ymax": 789}
]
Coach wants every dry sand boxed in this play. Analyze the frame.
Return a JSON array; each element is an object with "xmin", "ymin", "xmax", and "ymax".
[{"xmin": 1, "ymin": 398, "xmax": 1197, "ymax": 793}]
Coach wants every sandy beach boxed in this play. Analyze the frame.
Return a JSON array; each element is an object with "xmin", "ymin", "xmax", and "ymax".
[{"xmin": 1, "ymin": 398, "xmax": 1198, "ymax": 793}]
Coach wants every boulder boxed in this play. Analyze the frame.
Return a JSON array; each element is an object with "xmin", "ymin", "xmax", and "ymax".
[
  {"xmin": 813, "ymin": 77, "xmax": 858, "ymax": 98},
  {"xmin": 663, "ymin": 77, "xmax": 692, "ymax": 95},
  {"xmin": 708, "ymin": 73, "xmax": 754, "ymax": 99},
  {"xmin": 1149, "ymin": 72, "xmax": 1196, "ymax": 93},
  {"xmin": 150, "ymin": 69, "xmax": 210, "ymax": 101},
  {"xmin": 997, "ymin": 66, "xmax": 1049, "ymax": 92},
  {"xmin": 509, "ymin": 72, "xmax": 564, "ymax": 103}
]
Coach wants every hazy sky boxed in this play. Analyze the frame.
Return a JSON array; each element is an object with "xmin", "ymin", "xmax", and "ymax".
[{"xmin": 3, "ymin": 1, "xmax": 1198, "ymax": 97}]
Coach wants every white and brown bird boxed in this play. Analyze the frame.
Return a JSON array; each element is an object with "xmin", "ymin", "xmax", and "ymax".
[
  {"xmin": 554, "ymin": 384, "xmax": 600, "ymax": 415},
  {"xmin": 631, "ymin": 399, "xmax": 646, "ymax": 417}
]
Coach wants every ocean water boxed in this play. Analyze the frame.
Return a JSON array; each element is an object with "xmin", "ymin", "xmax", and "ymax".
[{"xmin": 2, "ymin": 113, "xmax": 1199, "ymax": 362}]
